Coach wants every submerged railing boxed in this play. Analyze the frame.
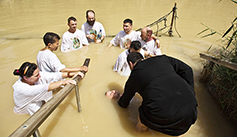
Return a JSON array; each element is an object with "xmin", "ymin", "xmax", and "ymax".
[{"xmin": 9, "ymin": 58, "xmax": 90, "ymax": 137}]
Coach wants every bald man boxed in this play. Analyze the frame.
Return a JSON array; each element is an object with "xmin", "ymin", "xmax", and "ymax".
[
  {"xmin": 81, "ymin": 10, "xmax": 106, "ymax": 43},
  {"xmin": 140, "ymin": 27, "xmax": 162, "ymax": 56}
]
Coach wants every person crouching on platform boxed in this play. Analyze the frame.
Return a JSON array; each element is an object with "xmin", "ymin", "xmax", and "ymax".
[{"xmin": 12, "ymin": 62, "xmax": 85, "ymax": 115}]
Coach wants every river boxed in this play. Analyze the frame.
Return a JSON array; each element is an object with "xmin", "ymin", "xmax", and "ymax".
[{"xmin": 0, "ymin": 0, "xmax": 237, "ymax": 136}]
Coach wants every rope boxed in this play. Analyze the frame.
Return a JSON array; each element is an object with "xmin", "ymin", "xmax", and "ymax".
[
  {"xmin": 107, "ymin": 4, "xmax": 181, "ymax": 37},
  {"xmin": 136, "ymin": 10, "xmax": 173, "ymax": 32},
  {"xmin": 106, "ymin": 8, "xmax": 174, "ymax": 37},
  {"xmin": 136, "ymin": 4, "xmax": 181, "ymax": 37}
]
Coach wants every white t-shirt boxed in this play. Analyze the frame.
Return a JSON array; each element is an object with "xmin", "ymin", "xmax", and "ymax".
[
  {"xmin": 61, "ymin": 29, "xmax": 89, "ymax": 52},
  {"xmin": 37, "ymin": 50, "xmax": 66, "ymax": 72},
  {"xmin": 13, "ymin": 72, "xmax": 62, "ymax": 115},
  {"xmin": 113, "ymin": 49, "xmax": 145, "ymax": 77},
  {"xmin": 110, "ymin": 30, "xmax": 141, "ymax": 49},
  {"xmin": 81, "ymin": 21, "xmax": 106, "ymax": 42},
  {"xmin": 140, "ymin": 39, "xmax": 162, "ymax": 55}
]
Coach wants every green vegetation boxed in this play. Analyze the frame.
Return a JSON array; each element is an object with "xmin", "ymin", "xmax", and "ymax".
[{"xmin": 198, "ymin": 0, "xmax": 237, "ymax": 126}]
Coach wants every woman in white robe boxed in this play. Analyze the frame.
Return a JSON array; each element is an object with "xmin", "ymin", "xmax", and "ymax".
[{"xmin": 12, "ymin": 62, "xmax": 85, "ymax": 115}]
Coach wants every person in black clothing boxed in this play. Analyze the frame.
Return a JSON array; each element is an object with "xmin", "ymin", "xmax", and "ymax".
[{"xmin": 106, "ymin": 52, "xmax": 197, "ymax": 136}]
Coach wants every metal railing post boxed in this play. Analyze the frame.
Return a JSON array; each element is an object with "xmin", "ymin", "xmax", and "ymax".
[
  {"xmin": 75, "ymin": 85, "xmax": 82, "ymax": 112},
  {"xmin": 168, "ymin": 3, "xmax": 177, "ymax": 36}
]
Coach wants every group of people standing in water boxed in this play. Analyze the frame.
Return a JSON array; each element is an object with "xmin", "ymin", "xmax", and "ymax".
[{"xmin": 12, "ymin": 9, "xmax": 197, "ymax": 137}]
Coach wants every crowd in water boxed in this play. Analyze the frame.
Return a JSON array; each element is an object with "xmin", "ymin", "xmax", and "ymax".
[{"xmin": 12, "ymin": 10, "xmax": 197, "ymax": 137}]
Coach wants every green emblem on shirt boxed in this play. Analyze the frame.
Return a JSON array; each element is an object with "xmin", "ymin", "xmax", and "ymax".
[{"xmin": 73, "ymin": 37, "xmax": 80, "ymax": 49}]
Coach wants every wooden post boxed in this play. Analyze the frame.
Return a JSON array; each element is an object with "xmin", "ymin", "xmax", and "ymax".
[
  {"xmin": 74, "ymin": 58, "xmax": 90, "ymax": 112},
  {"xmin": 168, "ymin": 3, "xmax": 177, "ymax": 37},
  {"xmin": 9, "ymin": 58, "xmax": 90, "ymax": 137},
  {"xmin": 200, "ymin": 53, "xmax": 237, "ymax": 71}
]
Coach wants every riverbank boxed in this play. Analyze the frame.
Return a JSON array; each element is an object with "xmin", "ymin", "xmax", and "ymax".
[{"xmin": 200, "ymin": 55, "xmax": 237, "ymax": 128}]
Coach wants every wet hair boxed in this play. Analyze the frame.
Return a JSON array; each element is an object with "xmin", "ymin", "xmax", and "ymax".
[
  {"xmin": 130, "ymin": 41, "xmax": 141, "ymax": 51},
  {"xmin": 123, "ymin": 18, "xmax": 133, "ymax": 25},
  {"xmin": 86, "ymin": 10, "xmax": 95, "ymax": 18},
  {"xmin": 127, "ymin": 52, "xmax": 144, "ymax": 64},
  {"xmin": 68, "ymin": 16, "xmax": 77, "ymax": 24},
  {"xmin": 13, "ymin": 62, "xmax": 37, "ymax": 78},
  {"xmin": 43, "ymin": 32, "xmax": 60, "ymax": 46}
]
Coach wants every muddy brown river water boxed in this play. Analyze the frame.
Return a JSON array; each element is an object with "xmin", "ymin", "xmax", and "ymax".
[{"xmin": 0, "ymin": 0, "xmax": 237, "ymax": 136}]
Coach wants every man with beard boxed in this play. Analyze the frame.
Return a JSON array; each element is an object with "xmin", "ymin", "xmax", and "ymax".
[
  {"xmin": 140, "ymin": 27, "xmax": 162, "ymax": 56},
  {"xmin": 81, "ymin": 10, "xmax": 106, "ymax": 44},
  {"xmin": 61, "ymin": 16, "xmax": 89, "ymax": 52}
]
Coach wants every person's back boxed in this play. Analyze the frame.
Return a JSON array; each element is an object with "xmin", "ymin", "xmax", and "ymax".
[
  {"xmin": 128, "ymin": 55, "xmax": 194, "ymax": 90},
  {"xmin": 37, "ymin": 50, "xmax": 65, "ymax": 72},
  {"xmin": 119, "ymin": 54, "xmax": 197, "ymax": 136},
  {"xmin": 113, "ymin": 50, "xmax": 130, "ymax": 76},
  {"xmin": 113, "ymin": 41, "xmax": 146, "ymax": 76}
]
